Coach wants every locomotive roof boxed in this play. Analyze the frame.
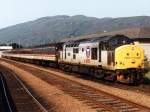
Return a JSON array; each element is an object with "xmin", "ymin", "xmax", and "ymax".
[
  {"xmin": 64, "ymin": 34, "xmax": 133, "ymax": 46},
  {"xmin": 85, "ymin": 35, "xmax": 131, "ymax": 43}
]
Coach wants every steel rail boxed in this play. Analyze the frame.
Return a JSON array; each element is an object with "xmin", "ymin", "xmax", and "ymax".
[
  {"xmin": 0, "ymin": 73, "xmax": 13, "ymax": 112},
  {"xmin": 10, "ymin": 72, "xmax": 48, "ymax": 112}
]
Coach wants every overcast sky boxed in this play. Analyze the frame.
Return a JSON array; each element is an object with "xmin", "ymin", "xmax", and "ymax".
[{"xmin": 0, "ymin": 0, "xmax": 150, "ymax": 29}]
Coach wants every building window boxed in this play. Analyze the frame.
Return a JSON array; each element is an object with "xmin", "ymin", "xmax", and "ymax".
[{"xmin": 91, "ymin": 48, "xmax": 97, "ymax": 60}]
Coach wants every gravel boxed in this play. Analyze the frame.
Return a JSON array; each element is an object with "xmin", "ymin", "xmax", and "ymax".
[
  {"xmin": 1, "ymin": 59, "xmax": 150, "ymax": 109},
  {"xmin": 0, "ymin": 61, "xmax": 96, "ymax": 112},
  {"xmin": 13, "ymin": 60, "xmax": 150, "ymax": 109}
]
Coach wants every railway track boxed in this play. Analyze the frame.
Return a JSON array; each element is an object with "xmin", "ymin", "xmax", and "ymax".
[
  {"xmin": 0, "ymin": 72, "xmax": 16, "ymax": 112},
  {"xmin": 2, "ymin": 59, "xmax": 150, "ymax": 112},
  {"xmin": 2, "ymin": 57, "xmax": 150, "ymax": 96},
  {"xmin": 5, "ymin": 57, "xmax": 150, "ymax": 95},
  {"xmin": 0, "ymin": 67, "xmax": 48, "ymax": 112}
]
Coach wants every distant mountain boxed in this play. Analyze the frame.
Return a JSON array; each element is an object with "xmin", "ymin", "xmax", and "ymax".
[{"xmin": 0, "ymin": 15, "xmax": 150, "ymax": 47}]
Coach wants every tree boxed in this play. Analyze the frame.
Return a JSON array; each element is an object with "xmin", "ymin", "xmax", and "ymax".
[
  {"xmin": 0, "ymin": 43, "xmax": 7, "ymax": 46},
  {"xmin": 9, "ymin": 43, "xmax": 23, "ymax": 49}
]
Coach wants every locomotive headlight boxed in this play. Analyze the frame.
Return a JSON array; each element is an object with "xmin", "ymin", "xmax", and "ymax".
[{"xmin": 131, "ymin": 59, "xmax": 136, "ymax": 64}]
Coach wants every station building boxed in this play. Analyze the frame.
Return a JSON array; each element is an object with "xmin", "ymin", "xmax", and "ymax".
[{"xmin": 134, "ymin": 38, "xmax": 150, "ymax": 62}]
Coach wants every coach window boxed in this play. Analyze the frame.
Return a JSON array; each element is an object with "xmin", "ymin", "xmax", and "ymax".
[{"xmin": 91, "ymin": 48, "xmax": 97, "ymax": 60}]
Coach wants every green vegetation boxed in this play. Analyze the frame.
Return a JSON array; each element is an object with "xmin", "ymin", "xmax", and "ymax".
[
  {"xmin": 145, "ymin": 71, "xmax": 150, "ymax": 79},
  {"xmin": 0, "ymin": 43, "xmax": 23, "ymax": 49},
  {"xmin": 9, "ymin": 43, "xmax": 23, "ymax": 49},
  {"xmin": 0, "ymin": 43, "xmax": 7, "ymax": 46},
  {"xmin": 144, "ymin": 68, "xmax": 150, "ymax": 84}
]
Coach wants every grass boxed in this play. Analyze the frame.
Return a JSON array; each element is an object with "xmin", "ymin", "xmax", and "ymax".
[
  {"xmin": 143, "ymin": 61, "xmax": 150, "ymax": 84},
  {"xmin": 143, "ymin": 70, "xmax": 150, "ymax": 84},
  {"xmin": 145, "ymin": 71, "xmax": 150, "ymax": 79}
]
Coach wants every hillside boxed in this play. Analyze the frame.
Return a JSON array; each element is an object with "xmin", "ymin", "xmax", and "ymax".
[{"xmin": 0, "ymin": 15, "xmax": 150, "ymax": 47}]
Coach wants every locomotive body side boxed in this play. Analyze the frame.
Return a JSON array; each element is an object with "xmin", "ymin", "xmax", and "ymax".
[{"xmin": 61, "ymin": 42, "xmax": 100, "ymax": 66}]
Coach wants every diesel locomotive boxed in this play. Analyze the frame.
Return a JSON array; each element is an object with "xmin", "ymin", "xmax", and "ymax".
[{"xmin": 2, "ymin": 35, "xmax": 145, "ymax": 84}]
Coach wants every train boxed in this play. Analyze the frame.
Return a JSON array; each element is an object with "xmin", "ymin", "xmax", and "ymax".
[{"xmin": 2, "ymin": 34, "xmax": 145, "ymax": 84}]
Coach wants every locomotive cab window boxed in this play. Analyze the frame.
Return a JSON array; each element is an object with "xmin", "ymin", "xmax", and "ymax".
[{"xmin": 91, "ymin": 48, "xmax": 97, "ymax": 60}]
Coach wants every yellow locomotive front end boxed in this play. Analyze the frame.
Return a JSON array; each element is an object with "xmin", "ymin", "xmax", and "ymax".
[{"xmin": 115, "ymin": 45, "xmax": 144, "ymax": 83}]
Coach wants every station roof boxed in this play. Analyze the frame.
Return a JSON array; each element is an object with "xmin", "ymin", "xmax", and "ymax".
[
  {"xmin": 133, "ymin": 38, "xmax": 150, "ymax": 43},
  {"xmin": 61, "ymin": 27, "xmax": 150, "ymax": 42}
]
